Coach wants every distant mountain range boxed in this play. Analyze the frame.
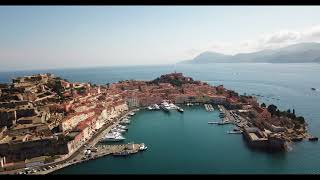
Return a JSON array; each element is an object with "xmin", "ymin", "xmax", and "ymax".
[{"xmin": 179, "ymin": 42, "xmax": 320, "ymax": 64}]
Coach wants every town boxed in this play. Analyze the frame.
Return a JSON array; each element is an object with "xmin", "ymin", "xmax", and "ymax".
[{"xmin": 0, "ymin": 72, "xmax": 316, "ymax": 174}]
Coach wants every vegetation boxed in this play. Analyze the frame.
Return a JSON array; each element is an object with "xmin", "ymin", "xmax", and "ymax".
[
  {"xmin": 267, "ymin": 104, "xmax": 305, "ymax": 125},
  {"xmin": 261, "ymin": 103, "xmax": 266, "ymax": 108},
  {"xmin": 267, "ymin": 104, "xmax": 278, "ymax": 115}
]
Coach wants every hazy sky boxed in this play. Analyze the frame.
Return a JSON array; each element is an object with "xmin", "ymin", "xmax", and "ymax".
[{"xmin": 1, "ymin": 6, "xmax": 320, "ymax": 71}]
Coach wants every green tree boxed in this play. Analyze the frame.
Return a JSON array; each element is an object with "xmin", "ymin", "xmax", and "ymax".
[
  {"xmin": 296, "ymin": 116, "xmax": 305, "ymax": 124},
  {"xmin": 287, "ymin": 109, "xmax": 291, "ymax": 114},
  {"xmin": 261, "ymin": 103, "xmax": 266, "ymax": 108},
  {"xmin": 267, "ymin": 104, "xmax": 278, "ymax": 115}
]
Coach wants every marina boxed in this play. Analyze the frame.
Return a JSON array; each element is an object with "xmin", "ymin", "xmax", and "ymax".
[{"xmin": 50, "ymin": 101, "xmax": 320, "ymax": 174}]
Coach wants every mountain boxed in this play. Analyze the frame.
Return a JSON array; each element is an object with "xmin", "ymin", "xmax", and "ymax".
[
  {"xmin": 178, "ymin": 51, "xmax": 231, "ymax": 64},
  {"xmin": 179, "ymin": 42, "xmax": 320, "ymax": 64}
]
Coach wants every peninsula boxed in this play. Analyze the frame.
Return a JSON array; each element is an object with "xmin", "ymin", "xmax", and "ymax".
[{"xmin": 0, "ymin": 72, "xmax": 315, "ymax": 174}]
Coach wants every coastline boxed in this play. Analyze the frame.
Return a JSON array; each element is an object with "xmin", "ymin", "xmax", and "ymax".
[
  {"xmin": 45, "ymin": 109, "xmax": 139, "ymax": 175},
  {"xmin": 1, "ymin": 109, "xmax": 138, "ymax": 175}
]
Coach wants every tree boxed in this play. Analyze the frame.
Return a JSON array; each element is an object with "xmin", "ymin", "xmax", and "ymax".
[
  {"xmin": 287, "ymin": 109, "xmax": 291, "ymax": 114},
  {"xmin": 293, "ymin": 109, "xmax": 295, "ymax": 115},
  {"xmin": 275, "ymin": 110, "xmax": 281, "ymax": 117},
  {"xmin": 261, "ymin": 103, "xmax": 266, "ymax": 108},
  {"xmin": 296, "ymin": 116, "xmax": 305, "ymax": 124},
  {"xmin": 267, "ymin": 104, "xmax": 278, "ymax": 115}
]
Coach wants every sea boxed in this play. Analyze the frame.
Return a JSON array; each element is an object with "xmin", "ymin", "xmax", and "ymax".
[{"xmin": 1, "ymin": 63, "xmax": 320, "ymax": 174}]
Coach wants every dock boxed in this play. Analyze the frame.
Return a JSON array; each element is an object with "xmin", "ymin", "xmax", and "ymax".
[
  {"xmin": 32, "ymin": 143, "xmax": 145, "ymax": 175},
  {"xmin": 208, "ymin": 121, "xmax": 220, "ymax": 124}
]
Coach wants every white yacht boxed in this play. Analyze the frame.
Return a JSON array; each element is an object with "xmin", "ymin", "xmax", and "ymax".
[
  {"xmin": 110, "ymin": 127, "xmax": 126, "ymax": 133},
  {"xmin": 160, "ymin": 101, "xmax": 171, "ymax": 111},
  {"xmin": 154, "ymin": 104, "xmax": 160, "ymax": 110},
  {"xmin": 169, "ymin": 103, "xmax": 177, "ymax": 109},
  {"xmin": 177, "ymin": 107, "xmax": 184, "ymax": 113},
  {"xmin": 100, "ymin": 132, "xmax": 125, "ymax": 142},
  {"xmin": 120, "ymin": 119, "xmax": 131, "ymax": 125}
]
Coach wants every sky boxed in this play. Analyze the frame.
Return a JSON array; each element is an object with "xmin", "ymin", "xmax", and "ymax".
[{"xmin": 1, "ymin": 6, "xmax": 320, "ymax": 71}]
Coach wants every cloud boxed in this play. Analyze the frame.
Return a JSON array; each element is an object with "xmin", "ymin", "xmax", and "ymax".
[{"xmin": 206, "ymin": 25, "xmax": 320, "ymax": 55}]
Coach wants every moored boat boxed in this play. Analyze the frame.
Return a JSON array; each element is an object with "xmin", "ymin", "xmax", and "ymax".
[
  {"xmin": 160, "ymin": 101, "xmax": 170, "ymax": 112},
  {"xmin": 139, "ymin": 143, "xmax": 148, "ymax": 151},
  {"xmin": 177, "ymin": 107, "xmax": 184, "ymax": 113},
  {"xmin": 100, "ymin": 132, "xmax": 126, "ymax": 142}
]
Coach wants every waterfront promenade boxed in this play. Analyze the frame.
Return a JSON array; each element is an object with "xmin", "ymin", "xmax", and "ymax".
[{"xmin": 1, "ymin": 110, "xmax": 139, "ymax": 175}]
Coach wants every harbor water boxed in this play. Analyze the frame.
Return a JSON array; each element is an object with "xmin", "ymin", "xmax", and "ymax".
[{"xmin": 1, "ymin": 63, "xmax": 320, "ymax": 174}]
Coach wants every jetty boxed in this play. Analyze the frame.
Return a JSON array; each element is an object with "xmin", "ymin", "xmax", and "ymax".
[{"xmin": 26, "ymin": 143, "xmax": 145, "ymax": 175}]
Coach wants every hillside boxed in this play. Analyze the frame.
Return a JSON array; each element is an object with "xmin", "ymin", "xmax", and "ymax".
[{"xmin": 179, "ymin": 42, "xmax": 320, "ymax": 64}]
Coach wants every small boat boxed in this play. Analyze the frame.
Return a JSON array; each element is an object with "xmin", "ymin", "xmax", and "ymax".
[
  {"xmin": 311, "ymin": 88, "xmax": 316, "ymax": 91},
  {"xmin": 129, "ymin": 112, "xmax": 135, "ymax": 116},
  {"xmin": 154, "ymin": 104, "xmax": 160, "ymax": 110},
  {"xmin": 110, "ymin": 127, "xmax": 126, "ymax": 133},
  {"xmin": 308, "ymin": 136, "xmax": 318, "ymax": 141},
  {"xmin": 120, "ymin": 120, "xmax": 130, "ymax": 125},
  {"xmin": 139, "ymin": 143, "xmax": 148, "ymax": 151},
  {"xmin": 177, "ymin": 107, "xmax": 184, "ymax": 113},
  {"xmin": 227, "ymin": 131, "xmax": 242, "ymax": 134},
  {"xmin": 117, "ymin": 125, "xmax": 127, "ymax": 129}
]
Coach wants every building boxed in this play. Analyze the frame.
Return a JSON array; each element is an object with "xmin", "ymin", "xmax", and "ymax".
[
  {"xmin": 126, "ymin": 97, "xmax": 140, "ymax": 108},
  {"xmin": 243, "ymin": 127, "xmax": 286, "ymax": 151}
]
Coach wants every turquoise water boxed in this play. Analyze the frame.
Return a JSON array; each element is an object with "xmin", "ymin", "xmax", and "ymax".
[{"xmin": 1, "ymin": 63, "xmax": 320, "ymax": 174}]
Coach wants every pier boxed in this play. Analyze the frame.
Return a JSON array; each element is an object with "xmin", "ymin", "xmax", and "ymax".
[{"xmin": 34, "ymin": 143, "xmax": 144, "ymax": 175}]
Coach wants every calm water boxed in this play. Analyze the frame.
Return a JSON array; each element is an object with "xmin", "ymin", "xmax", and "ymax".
[{"xmin": 1, "ymin": 63, "xmax": 320, "ymax": 174}]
